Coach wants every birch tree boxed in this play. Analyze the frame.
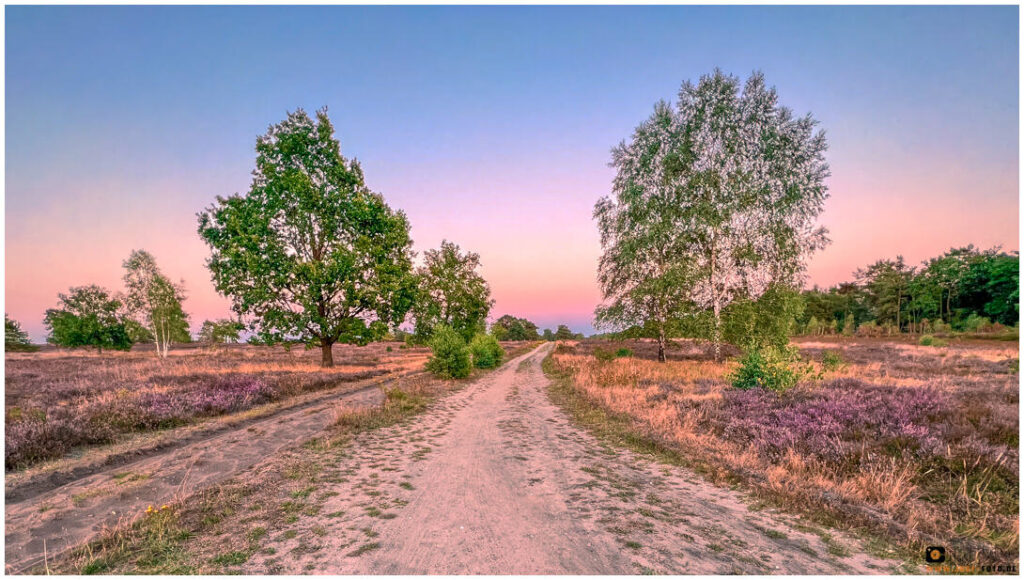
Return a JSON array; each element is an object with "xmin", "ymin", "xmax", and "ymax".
[
  {"xmin": 123, "ymin": 250, "xmax": 191, "ymax": 358},
  {"xmin": 596, "ymin": 70, "xmax": 830, "ymax": 361},
  {"xmin": 595, "ymin": 102, "xmax": 701, "ymax": 362}
]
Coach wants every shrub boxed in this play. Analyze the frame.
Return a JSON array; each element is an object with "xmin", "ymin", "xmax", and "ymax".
[
  {"xmin": 730, "ymin": 346, "xmax": 816, "ymax": 393},
  {"xmin": 964, "ymin": 313, "xmax": 994, "ymax": 333},
  {"xmin": 469, "ymin": 334, "xmax": 504, "ymax": 369},
  {"xmin": 919, "ymin": 334, "xmax": 947, "ymax": 347},
  {"xmin": 855, "ymin": 320, "xmax": 882, "ymax": 337},
  {"xmin": 614, "ymin": 347, "xmax": 633, "ymax": 358},
  {"xmin": 820, "ymin": 350, "xmax": 844, "ymax": 371},
  {"xmin": 425, "ymin": 326, "xmax": 471, "ymax": 379},
  {"xmin": 840, "ymin": 313, "xmax": 855, "ymax": 336},
  {"xmin": 593, "ymin": 348, "xmax": 616, "ymax": 362}
]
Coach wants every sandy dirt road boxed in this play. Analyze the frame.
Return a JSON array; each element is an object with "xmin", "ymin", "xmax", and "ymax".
[
  {"xmin": 244, "ymin": 344, "xmax": 901, "ymax": 574},
  {"xmin": 3, "ymin": 372, "xmax": 399, "ymax": 574}
]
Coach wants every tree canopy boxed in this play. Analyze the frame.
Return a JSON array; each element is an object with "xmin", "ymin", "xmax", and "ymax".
[
  {"xmin": 799, "ymin": 246, "xmax": 1018, "ymax": 335},
  {"xmin": 595, "ymin": 70, "xmax": 830, "ymax": 360},
  {"xmin": 491, "ymin": 315, "xmax": 540, "ymax": 341},
  {"xmin": 5, "ymin": 314, "xmax": 37, "ymax": 352},
  {"xmin": 44, "ymin": 286, "xmax": 132, "ymax": 352},
  {"xmin": 198, "ymin": 108, "xmax": 417, "ymax": 366},
  {"xmin": 123, "ymin": 249, "xmax": 191, "ymax": 357},
  {"xmin": 412, "ymin": 240, "xmax": 494, "ymax": 342},
  {"xmin": 199, "ymin": 319, "xmax": 245, "ymax": 344}
]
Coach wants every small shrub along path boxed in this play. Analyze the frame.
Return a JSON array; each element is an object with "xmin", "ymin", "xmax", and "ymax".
[
  {"xmin": 3, "ymin": 370, "xmax": 405, "ymax": 574},
  {"xmin": 67, "ymin": 343, "xmax": 907, "ymax": 574}
]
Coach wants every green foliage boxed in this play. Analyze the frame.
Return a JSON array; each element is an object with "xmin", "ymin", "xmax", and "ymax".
[
  {"xmin": 4, "ymin": 314, "xmax": 37, "ymax": 352},
  {"xmin": 800, "ymin": 245, "xmax": 1018, "ymax": 337},
  {"xmin": 553, "ymin": 324, "xmax": 575, "ymax": 341},
  {"xmin": 425, "ymin": 326, "xmax": 471, "ymax": 379},
  {"xmin": 123, "ymin": 249, "xmax": 191, "ymax": 357},
  {"xmin": 44, "ymin": 286, "xmax": 133, "ymax": 352},
  {"xmin": 197, "ymin": 108, "xmax": 416, "ymax": 367},
  {"xmin": 615, "ymin": 347, "xmax": 634, "ymax": 358},
  {"xmin": 468, "ymin": 333, "xmax": 504, "ymax": 369},
  {"xmin": 412, "ymin": 240, "xmax": 494, "ymax": 343},
  {"xmin": 820, "ymin": 350, "xmax": 844, "ymax": 371},
  {"xmin": 595, "ymin": 70, "xmax": 830, "ymax": 362},
  {"xmin": 199, "ymin": 319, "xmax": 244, "ymax": 344},
  {"xmin": 918, "ymin": 334, "xmax": 947, "ymax": 347},
  {"xmin": 593, "ymin": 348, "xmax": 616, "ymax": 362},
  {"xmin": 542, "ymin": 328, "xmax": 555, "ymax": 341},
  {"xmin": 125, "ymin": 319, "xmax": 155, "ymax": 344},
  {"xmin": 963, "ymin": 313, "xmax": 993, "ymax": 333},
  {"xmin": 722, "ymin": 285, "xmax": 804, "ymax": 351},
  {"xmin": 730, "ymin": 346, "xmax": 816, "ymax": 393},
  {"xmin": 840, "ymin": 312, "xmax": 855, "ymax": 336},
  {"xmin": 855, "ymin": 256, "xmax": 913, "ymax": 331},
  {"xmin": 491, "ymin": 315, "xmax": 540, "ymax": 341}
]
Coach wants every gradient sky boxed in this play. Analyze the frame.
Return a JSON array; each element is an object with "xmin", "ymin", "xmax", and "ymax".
[{"xmin": 5, "ymin": 6, "xmax": 1019, "ymax": 340}]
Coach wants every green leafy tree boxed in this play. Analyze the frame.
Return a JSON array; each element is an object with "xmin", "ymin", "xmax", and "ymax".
[
  {"xmin": 123, "ymin": 250, "xmax": 191, "ymax": 357},
  {"xmin": 44, "ymin": 286, "xmax": 133, "ymax": 352},
  {"xmin": 412, "ymin": 240, "xmax": 494, "ymax": 342},
  {"xmin": 722, "ymin": 285, "xmax": 804, "ymax": 351},
  {"xmin": 198, "ymin": 108, "xmax": 417, "ymax": 367},
  {"xmin": 491, "ymin": 315, "xmax": 539, "ymax": 341},
  {"xmin": 596, "ymin": 70, "xmax": 829, "ymax": 361},
  {"xmin": 542, "ymin": 328, "xmax": 554, "ymax": 341},
  {"xmin": 5, "ymin": 314, "xmax": 38, "ymax": 352},
  {"xmin": 594, "ymin": 100, "xmax": 703, "ymax": 363},
  {"xmin": 199, "ymin": 319, "xmax": 245, "ymax": 344},
  {"xmin": 553, "ymin": 324, "xmax": 575, "ymax": 341},
  {"xmin": 855, "ymin": 256, "xmax": 913, "ymax": 332}
]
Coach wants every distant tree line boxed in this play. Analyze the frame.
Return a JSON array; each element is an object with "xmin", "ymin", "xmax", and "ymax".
[{"xmin": 798, "ymin": 245, "xmax": 1018, "ymax": 336}]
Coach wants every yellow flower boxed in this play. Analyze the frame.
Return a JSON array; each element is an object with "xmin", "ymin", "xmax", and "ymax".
[{"xmin": 161, "ymin": 505, "xmax": 170, "ymax": 511}]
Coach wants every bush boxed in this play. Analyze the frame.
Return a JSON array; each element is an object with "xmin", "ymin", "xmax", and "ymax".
[
  {"xmin": 593, "ymin": 348, "xmax": 616, "ymax": 362},
  {"xmin": 614, "ymin": 347, "xmax": 633, "ymax": 358},
  {"xmin": 820, "ymin": 350, "xmax": 844, "ymax": 371},
  {"xmin": 425, "ymin": 326, "xmax": 471, "ymax": 379},
  {"xmin": 855, "ymin": 320, "xmax": 882, "ymax": 337},
  {"xmin": 919, "ymin": 334, "xmax": 948, "ymax": 347},
  {"xmin": 469, "ymin": 334, "xmax": 504, "ymax": 369},
  {"xmin": 964, "ymin": 313, "xmax": 994, "ymax": 333},
  {"xmin": 731, "ymin": 346, "xmax": 816, "ymax": 393}
]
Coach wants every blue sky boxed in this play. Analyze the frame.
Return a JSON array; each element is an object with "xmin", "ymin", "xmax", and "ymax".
[{"xmin": 5, "ymin": 6, "xmax": 1019, "ymax": 339}]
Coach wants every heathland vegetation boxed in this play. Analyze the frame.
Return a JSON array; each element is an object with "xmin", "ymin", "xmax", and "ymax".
[
  {"xmin": 551, "ymin": 69, "xmax": 1019, "ymax": 564},
  {"xmin": 3, "ymin": 70, "xmax": 1018, "ymax": 572}
]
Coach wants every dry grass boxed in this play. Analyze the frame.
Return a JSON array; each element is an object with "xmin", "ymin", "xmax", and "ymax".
[{"xmin": 546, "ymin": 336, "xmax": 1019, "ymax": 565}]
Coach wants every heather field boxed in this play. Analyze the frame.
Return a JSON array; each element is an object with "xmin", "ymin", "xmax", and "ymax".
[
  {"xmin": 545, "ymin": 336, "xmax": 1019, "ymax": 564},
  {"xmin": 4, "ymin": 343, "xmax": 430, "ymax": 470}
]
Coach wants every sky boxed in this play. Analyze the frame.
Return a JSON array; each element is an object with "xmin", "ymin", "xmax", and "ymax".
[{"xmin": 5, "ymin": 5, "xmax": 1019, "ymax": 341}]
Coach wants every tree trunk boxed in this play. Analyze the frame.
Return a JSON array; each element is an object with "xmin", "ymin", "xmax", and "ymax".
[
  {"xmin": 321, "ymin": 341, "xmax": 334, "ymax": 368},
  {"xmin": 712, "ymin": 310, "xmax": 722, "ymax": 362},
  {"xmin": 657, "ymin": 322, "xmax": 667, "ymax": 363}
]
